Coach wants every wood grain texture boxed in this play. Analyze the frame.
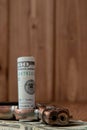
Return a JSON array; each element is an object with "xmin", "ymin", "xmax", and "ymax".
[
  {"xmin": 76, "ymin": 0, "xmax": 87, "ymax": 101},
  {"xmin": 8, "ymin": 0, "xmax": 53, "ymax": 102},
  {"xmin": 0, "ymin": 0, "xmax": 8, "ymax": 101},
  {"xmin": 32, "ymin": 0, "xmax": 53, "ymax": 102},
  {"xmin": 53, "ymin": 102, "xmax": 87, "ymax": 121},
  {"xmin": 55, "ymin": 0, "xmax": 87, "ymax": 102},
  {"xmin": 8, "ymin": 0, "xmax": 31, "ymax": 101}
]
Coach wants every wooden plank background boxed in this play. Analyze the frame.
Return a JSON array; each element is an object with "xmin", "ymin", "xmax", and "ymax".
[
  {"xmin": 0, "ymin": 0, "xmax": 8, "ymax": 101},
  {"xmin": 8, "ymin": 0, "xmax": 53, "ymax": 102},
  {"xmin": 55, "ymin": 0, "xmax": 87, "ymax": 102},
  {"xmin": 0, "ymin": 0, "xmax": 87, "ymax": 102}
]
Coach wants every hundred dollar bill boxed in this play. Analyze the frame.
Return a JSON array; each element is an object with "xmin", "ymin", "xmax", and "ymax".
[
  {"xmin": 17, "ymin": 56, "xmax": 35, "ymax": 109},
  {"xmin": 0, "ymin": 120, "xmax": 87, "ymax": 130},
  {"xmin": 24, "ymin": 120, "xmax": 87, "ymax": 130}
]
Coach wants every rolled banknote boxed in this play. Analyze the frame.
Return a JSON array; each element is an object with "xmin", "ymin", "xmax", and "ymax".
[
  {"xmin": 14, "ymin": 107, "xmax": 39, "ymax": 121},
  {"xmin": 17, "ymin": 56, "xmax": 35, "ymax": 109}
]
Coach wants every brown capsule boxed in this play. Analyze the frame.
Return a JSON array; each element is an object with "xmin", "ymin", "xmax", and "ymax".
[
  {"xmin": 56, "ymin": 108, "xmax": 70, "ymax": 126},
  {"xmin": 0, "ymin": 106, "xmax": 11, "ymax": 113},
  {"xmin": 36, "ymin": 103, "xmax": 46, "ymax": 119},
  {"xmin": 0, "ymin": 106, "xmax": 17, "ymax": 119},
  {"xmin": 34, "ymin": 104, "xmax": 72, "ymax": 126},
  {"xmin": 42, "ymin": 108, "xmax": 58, "ymax": 125},
  {"xmin": 36, "ymin": 103, "xmax": 56, "ymax": 120},
  {"xmin": 36, "ymin": 103, "xmax": 46, "ymax": 108},
  {"xmin": 41, "ymin": 107, "xmax": 71, "ymax": 126}
]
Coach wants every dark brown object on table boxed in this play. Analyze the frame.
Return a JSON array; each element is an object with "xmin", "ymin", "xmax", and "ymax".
[
  {"xmin": 0, "ymin": 102, "xmax": 72, "ymax": 126},
  {"xmin": 36, "ymin": 103, "xmax": 72, "ymax": 126},
  {"xmin": 56, "ymin": 108, "xmax": 70, "ymax": 126},
  {"xmin": 42, "ymin": 108, "xmax": 58, "ymax": 125},
  {"xmin": 36, "ymin": 103, "xmax": 46, "ymax": 119}
]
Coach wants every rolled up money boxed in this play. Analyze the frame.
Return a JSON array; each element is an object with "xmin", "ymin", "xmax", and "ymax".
[
  {"xmin": 17, "ymin": 57, "xmax": 35, "ymax": 109},
  {"xmin": 14, "ymin": 107, "xmax": 39, "ymax": 121}
]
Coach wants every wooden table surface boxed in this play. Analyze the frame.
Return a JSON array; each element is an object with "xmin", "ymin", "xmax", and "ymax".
[{"xmin": 49, "ymin": 102, "xmax": 87, "ymax": 121}]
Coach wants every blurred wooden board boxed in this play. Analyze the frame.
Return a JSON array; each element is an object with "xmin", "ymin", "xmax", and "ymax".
[
  {"xmin": 55, "ymin": 0, "xmax": 87, "ymax": 102},
  {"xmin": 8, "ymin": 0, "xmax": 53, "ymax": 102},
  {"xmin": 52, "ymin": 102, "xmax": 87, "ymax": 121},
  {"xmin": 0, "ymin": 0, "xmax": 8, "ymax": 101}
]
